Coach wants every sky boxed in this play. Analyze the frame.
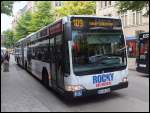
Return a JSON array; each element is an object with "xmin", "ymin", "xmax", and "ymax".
[{"xmin": 1, "ymin": 1, "xmax": 27, "ymax": 33}]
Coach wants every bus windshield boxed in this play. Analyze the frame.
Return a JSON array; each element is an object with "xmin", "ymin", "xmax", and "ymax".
[{"xmin": 71, "ymin": 30, "xmax": 127, "ymax": 75}]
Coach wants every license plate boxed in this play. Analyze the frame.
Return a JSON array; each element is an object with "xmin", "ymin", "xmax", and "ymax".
[
  {"xmin": 74, "ymin": 90, "xmax": 82, "ymax": 97},
  {"xmin": 97, "ymin": 88, "xmax": 110, "ymax": 94}
]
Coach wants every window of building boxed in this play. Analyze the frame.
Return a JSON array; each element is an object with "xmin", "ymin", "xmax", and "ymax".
[
  {"xmin": 121, "ymin": 15, "xmax": 124, "ymax": 27},
  {"xmin": 140, "ymin": 11, "xmax": 142, "ymax": 24},
  {"xmin": 55, "ymin": 1, "xmax": 62, "ymax": 7},
  {"xmin": 136, "ymin": 11, "xmax": 139, "ymax": 25},
  {"xmin": 59, "ymin": 1, "xmax": 62, "ymax": 6},
  {"xmin": 125, "ymin": 14, "xmax": 128, "ymax": 26},
  {"xmin": 136, "ymin": 11, "xmax": 142, "ymax": 25},
  {"xmin": 133, "ymin": 12, "xmax": 136, "ymax": 25},
  {"xmin": 138, "ymin": 11, "xmax": 142, "ymax": 25},
  {"xmin": 55, "ymin": 1, "xmax": 58, "ymax": 6},
  {"xmin": 109, "ymin": 1, "xmax": 111, "ymax": 6},
  {"xmin": 105, "ymin": 1, "xmax": 107, "ymax": 7},
  {"xmin": 100, "ymin": 1, "xmax": 103, "ymax": 8}
]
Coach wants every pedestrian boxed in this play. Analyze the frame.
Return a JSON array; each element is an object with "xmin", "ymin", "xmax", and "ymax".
[
  {"xmin": 1, "ymin": 50, "xmax": 4, "ymax": 70},
  {"xmin": 3, "ymin": 50, "xmax": 10, "ymax": 72},
  {"xmin": 129, "ymin": 47, "xmax": 132, "ymax": 57}
]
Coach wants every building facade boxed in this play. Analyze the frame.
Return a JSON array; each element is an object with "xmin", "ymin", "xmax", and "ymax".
[
  {"xmin": 96, "ymin": 1, "xmax": 149, "ymax": 57},
  {"xmin": 96, "ymin": 1, "xmax": 149, "ymax": 37},
  {"xmin": 12, "ymin": 10, "xmax": 22, "ymax": 29}
]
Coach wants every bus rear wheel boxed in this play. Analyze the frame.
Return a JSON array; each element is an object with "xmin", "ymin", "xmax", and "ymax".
[
  {"xmin": 25, "ymin": 62, "xmax": 27, "ymax": 70},
  {"xmin": 17, "ymin": 58, "xmax": 19, "ymax": 64},
  {"xmin": 42, "ymin": 70, "xmax": 49, "ymax": 87}
]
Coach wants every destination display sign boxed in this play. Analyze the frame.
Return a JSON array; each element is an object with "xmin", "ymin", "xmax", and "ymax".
[
  {"xmin": 71, "ymin": 17, "xmax": 122, "ymax": 30},
  {"xmin": 49, "ymin": 20, "xmax": 62, "ymax": 35}
]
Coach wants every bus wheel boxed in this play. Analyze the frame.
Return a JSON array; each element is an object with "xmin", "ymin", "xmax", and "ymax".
[
  {"xmin": 25, "ymin": 62, "xmax": 27, "ymax": 70},
  {"xmin": 17, "ymin": 58, "xmax": 19, "ymax": 64},
  {"xmin": 42, "ymin": 70, "xmax": 49, "ymax": 87}
]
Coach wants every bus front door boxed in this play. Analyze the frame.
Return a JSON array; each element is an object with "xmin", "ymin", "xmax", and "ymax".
[
  {"xmin": 50, "ymin": 37, "xmax": 64, "ymax": 90},
  {"xmin": 55, "ymin": 36, "xmax": 64, "ymax": 89},
  {"xmin": 50, "ymin": 39, "xmax": 57, "ymax": 88}
]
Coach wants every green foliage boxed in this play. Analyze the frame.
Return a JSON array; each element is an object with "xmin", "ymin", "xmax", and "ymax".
[
  {"xmin": 14, "ymin": 1, "xmax": 54, "ymax": 41},
  {"xmin": 15, "ymin": 11, "xmax": 32, "ymax": 41},
  {"xmin": 1, "ymin": 1, "xmax": 14, "ymax": 16},
  {"xmin": 55, "ymin": 1, "xmax": 96, "ymax": 17},
  {"xmin": 116, "ymin": 1, "xmax": 149, "ymax": 15},
  {"xmin": 29, "ymin": 1, "xmax": 54, "ymax": 33},
  {"xmin": 3, "ymin": 29, "xmax": 15, "ymax": 48}
]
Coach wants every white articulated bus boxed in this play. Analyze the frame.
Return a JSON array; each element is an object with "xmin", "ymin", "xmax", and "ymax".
[{"xmin": 15, "ymin": 15, "xmax": 128, "ymax": 98}]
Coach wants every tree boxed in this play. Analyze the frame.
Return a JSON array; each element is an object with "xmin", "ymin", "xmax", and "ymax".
[
  {"xmin": 3, "ymin": 29, "xmax": 15, "ymax": 48},
  {"xmin": 14, "ymin": 1, "xmax": 55, "ymax": 41},
  {"xmin": 116, "ymin": 1, "xmax": 149, "ymax": 16},
  {"xmin": 29, "ymin": 1, "xmax": 55, "ymax": 33},
  {"xmin": 15, "ymin": 11, "xmax": 32, "ymax": 41},
  {"xmin": 1, "ymin": 1, "xmax": 14, "ymax": 16},
  {"xmin": 55, "ymin": 1, "xmax": 96, "ymax": 17}
]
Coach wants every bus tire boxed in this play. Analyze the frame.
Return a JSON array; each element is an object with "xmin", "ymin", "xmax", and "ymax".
[
  {"xmin": 42, "ymin": 69, "xmax": 49, "ymax": 87},
  {"xmin": 25, "ymin": 62, "xmax": 27, "ymax": 70},
  {"xmin": 17, "ymin": 58, "xmax": 19, "ymax": 64}
]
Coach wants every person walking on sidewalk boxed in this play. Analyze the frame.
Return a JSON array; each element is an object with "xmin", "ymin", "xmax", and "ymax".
[{"xmin": 3, "ymin": 50, "xmax": 10, "ymax": 72}]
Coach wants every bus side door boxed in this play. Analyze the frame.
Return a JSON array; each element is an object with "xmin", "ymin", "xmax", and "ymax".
[
  {"xmin": 55, "ymin": 34, "xmax": 64, "ymax": 89},
  {"xmin": 50, "ymin": 35, "xmax": 64, "ymax": 89},
  {"xmin": 50, "ymin": 38, "xmax": 56, "ymax": 87}
]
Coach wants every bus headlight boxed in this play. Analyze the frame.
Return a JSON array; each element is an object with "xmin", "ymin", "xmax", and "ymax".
[
  {"xmin": 65, "ymin": 85, "xmax": 84, "ymax": 92},
  {"xmin": 122, "ymin": 77, "xmax": 128, "ymax": 82}
]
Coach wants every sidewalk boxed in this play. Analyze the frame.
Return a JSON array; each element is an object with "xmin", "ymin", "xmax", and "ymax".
[{"xmin": 127, "ymin": 58, "xmax": 136, "ymax": 71}]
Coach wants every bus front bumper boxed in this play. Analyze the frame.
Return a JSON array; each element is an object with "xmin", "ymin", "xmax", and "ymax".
[{"xmin": 64, "ymin": 82, "xmax": 128, "ymax": 98}]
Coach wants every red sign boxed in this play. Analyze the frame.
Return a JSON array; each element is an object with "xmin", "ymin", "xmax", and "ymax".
[
  {"xmin": 49, "ymin": 21, "xmax": 62, "ymax": 35},
  {"xmin": 96, "ymin": 81, "xmax": 112, "ymax": 88}
]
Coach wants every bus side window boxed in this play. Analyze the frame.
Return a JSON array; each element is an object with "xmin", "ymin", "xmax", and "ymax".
[
  {"xmin": 50, "ymin": 38, "xmax": 55, "ymax": 63},
  {"xmin": 63, "ymin": 23, "xmax": 70, "ymax": 74},
  {"xmin": 64, "ymin": 42, "xmax": 70, "ymax": 74},
  {"xmin": 31, "ymin": 47, "xmax": 35, "ymax": 59},
  {"xmin": 38, "ymin": 47, "xmax": 42, "ymax": 60},
  {"xmin": 41, "ymin": 44, "xmax": 50, "ymax": 62},
  {"xmin": 55, "ymin": 35, "xmax": 63, "ymax": 67},
  {"xmin": 35, "ymin": 47, "xmax": 40, "ymax": 60}
]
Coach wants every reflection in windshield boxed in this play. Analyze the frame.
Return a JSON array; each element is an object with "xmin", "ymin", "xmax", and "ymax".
[{"xmin": 72, "ymin": 30, "xmax": 127, "ymax": 75}]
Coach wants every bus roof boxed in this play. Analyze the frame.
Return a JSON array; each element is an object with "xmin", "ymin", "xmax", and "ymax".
[
  {"xmin": 67, "ymin": 15, "xmax": 121, "ymax": 20},
  {"xmin": 47, "ymin": 15, "xmax": 121, "ymax": 28},
  {"xmin": 15, "ymin": 15, "xmax": 121, "ymax": 45},
  {"xmin": 17, "ymin": 38, "xmax": 26, "ymax": 42},
  {"xmin": 26, "ymin": 32, "xmax": 36, "ymax": 38}
]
